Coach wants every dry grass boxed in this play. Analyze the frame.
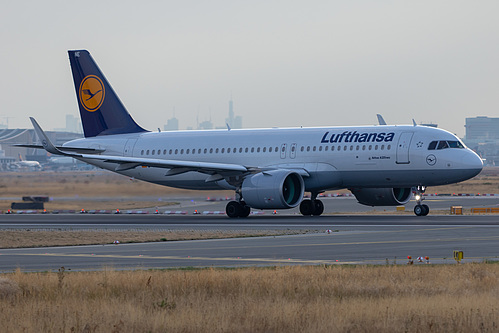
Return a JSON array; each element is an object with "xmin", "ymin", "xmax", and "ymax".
[
  {"xmin": 0, "ymin": 264, "xmax": 497, "ymax": 332},
  {"xmin": 1, "ymin": 167, "xmax": 499, "ymax": 211},
  {"xmin": 0, "ymin": 229, "xmax": 305, "ymax": 249}
]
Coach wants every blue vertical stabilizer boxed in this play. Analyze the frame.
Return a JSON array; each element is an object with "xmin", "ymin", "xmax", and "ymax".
[{"xmin": 68, "ymin": 50, "xmax": 148, "ymax": 137}]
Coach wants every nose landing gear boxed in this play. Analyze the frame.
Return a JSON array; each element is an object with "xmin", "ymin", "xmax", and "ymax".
[{"xmin": 414, "ymin": 186, "xmax": 429, "ymax": 216}]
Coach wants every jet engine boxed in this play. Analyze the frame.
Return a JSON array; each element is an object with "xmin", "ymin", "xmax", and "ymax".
[
  {"xmin": 350, "ymin": 188, "xmax": 412, "ymax": 206},
  {"xmin": 241, "ymin": 170, "xmax": 304, "ymax": 209}
]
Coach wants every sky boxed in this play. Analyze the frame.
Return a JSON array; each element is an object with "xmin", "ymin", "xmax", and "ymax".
[{"xmin": 1, "ymin": 1, "xmax": 498, "ymax": 137}]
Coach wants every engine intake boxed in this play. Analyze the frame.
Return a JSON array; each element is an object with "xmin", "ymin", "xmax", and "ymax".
[
  {"xmin": 350, "ymin": 188, "xmax": 412, "ymax": 206},
  {"xmin": 242, "ymin": 170, "xmax": 304, "ymax": 209}
]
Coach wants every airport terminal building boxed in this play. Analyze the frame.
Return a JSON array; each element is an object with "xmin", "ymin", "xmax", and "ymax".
[{"xmin": 464, "ymin": 116, "xmax": 499, "ymax": 166}]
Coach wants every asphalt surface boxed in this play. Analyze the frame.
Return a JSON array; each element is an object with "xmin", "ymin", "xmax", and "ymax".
[{"xmin": 0, "ymin": 211, "xmax": 498, "ymax": 271}]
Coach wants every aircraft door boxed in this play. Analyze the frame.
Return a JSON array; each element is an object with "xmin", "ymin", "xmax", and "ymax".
[
  {"xmin": 123, "ymin": 139, "xmax": 138, "ymax": 157},
  {"xmin": 280, "ymin": 143, "xmax": 287, "ymax": 159},
  {"xmin": 290, "ymin": 143, "xmax": 297, "ymax": 159},
  {"xmin": 396, "ymin": 132, "xmax": 413, "ymax": 164}
]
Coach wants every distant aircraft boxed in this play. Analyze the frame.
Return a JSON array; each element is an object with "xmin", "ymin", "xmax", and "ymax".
[
  {"xmin": 9, "ymin": 153, "xmax": 41, "ymax": 170},
  {"xmin": 22, "ymin": 50, "xmax": 483, "ymax": 217}
]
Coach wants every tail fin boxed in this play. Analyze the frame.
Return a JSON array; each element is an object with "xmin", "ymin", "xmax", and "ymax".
[{"xmin": 68, "ymin": 50, "xmax": 148, "ymax": 137}]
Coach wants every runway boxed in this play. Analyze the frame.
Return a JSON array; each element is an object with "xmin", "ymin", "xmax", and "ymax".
[{"xmin": 0, "ymin": 213, "xmax": 498, "ymax": 272}]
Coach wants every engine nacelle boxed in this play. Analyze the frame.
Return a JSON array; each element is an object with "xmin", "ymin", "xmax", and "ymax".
[
  {"xmin": 350, "ymin": 188, "xmax": 412, "ymax": 206},
  {"xmin": 242, "ymin": 170, "xmax": 304, "ymax": 209}
]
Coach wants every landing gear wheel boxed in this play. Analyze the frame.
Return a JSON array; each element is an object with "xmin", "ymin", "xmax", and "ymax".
[
  {"xmin": 240, "ymin": 203, "xmax": 251, "ymax": 218},
  {"xmin": 226, "ymin": 201, "xmax": 242, "ymax": 218},
  {"xmin": 414, "ymin": 204, "xmax": 429, "ymax": 216},
  {"xmin": 300, "ymin": 200, "xmax": 313, "ymax": 216},
  {"xmin": 313, "ymin": 200, "xmax": 324, "ymax": 216},
  {"xmin": 421, "ymin": 204, "xmax": 429, "ymax": 216}
]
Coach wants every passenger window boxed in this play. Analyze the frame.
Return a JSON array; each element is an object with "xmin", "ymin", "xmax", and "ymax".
[
  {"xmin": 257, "ymin": 147, "xmax": 261, "ymax": 153},
  {"xmin": 251, "ymin": 147, "xmax": 255, "ymax": 153},
  {"xmin": 186, "ymin": 149, "xmax": 190, "ymax": 154},
  {"xmin": 331, "ymin": 146, "xmax": 335, "ymax": 151},
  {"xmin": 198, "ymin": 149, "xmax": 202, "ymax": 154},
  {"xmin": 375, "ymin": 145, "xmax": 378, "ymax": 150},
  {"xmin": 141, "ymin": 150, "xmax": 144, "ymax": 155},
  {"xmin": 146, "ymin": 150, "xmax": 150, "ymax": 155},
  {"xmin": 307, "ymin": 146, "xmax": 310, "ymax": 152},
  {"xmin": 175, "ymin": 149, "xmax": 178, "ymax": 154},
  {"xmin": 362, "ymin": 145, "xmax": 366, "ymax": 151},
  {"xmin": 313, "ymin": 146, "xmax": 316, "ymax": 152},
  {"xmin": 209, "ymin": 148, "xmax": 213, "ymax": 153},
  {"xmin": 356, "ymin": 145, "xmax": 359, "ymax": 151},
  {"xmin": 437, "ymin": 141, "xmax": 449, "ymax": 150},
  {"xmin": 163, "ymin": 149, "xmax": 167, "ymax": 155},
  {"xmin": 204, "ymin": 148, "xmax": 207, "ymax": 154},
  {"xmin": 263, "ymin": 147, "xmax": 266, "ymax": 152},
  {"xmin": 381, "ymin": 145, "xmax": 384, "ymax": 150},
  {"xmin": 343, "ymin": 146, "xmax": 347, "ymax": 151},
  {"xmin": 350, "ymin": 146, "xmax": 353, "ymax": 151},
  {"xmin": 239, "ymin": 148, "xmax": 243, "ymax": 153},
  {"xmin": 221, "ymin": 148, "xmax": 225, "ymax": 153},
  {"xmin": 368, "ymin": 145, "xmax": 372, "ymax": 150},
  {"xmin": 157, "ymin": 150, "xmax": 160, "ymax": 155},
  {"xmin": 325, "ymin": 146, "xmax": 328, "ymax": 151},
  {"xmin": 215, "ymin": 148, "xmax": 219, "ymax": 153},
  {"xmin": 180, "ymin": 149, "xmax": 184, "ymax": 154},
  {"xmin": 227, "ymin": 148, "xmax": 231, "ymax": 153},
  {"xmin": 152, "ymin": 150, "xmax": 155, "ymax": 155},
  {"xmin": 387, "ymin": 144, "xmax": 391, "ymax": 150},
  {"xmin": 319, "ymin": 146, "xmax": 322, "ymax": 152},
  {"xmin": 428, "ymin": 141, "xmax": 437, "ymax": 150}
]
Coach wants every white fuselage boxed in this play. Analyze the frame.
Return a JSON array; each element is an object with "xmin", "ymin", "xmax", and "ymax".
[{"xmin": 64, "ymin": 125, "xmax": 483, "ymax": 192}]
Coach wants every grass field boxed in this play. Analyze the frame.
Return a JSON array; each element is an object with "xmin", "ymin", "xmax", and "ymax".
[
  {"xmin": 0, "ymin": 229, "xmax": 307, "ymax": 249},
  {"xmin": 0, "ymin": 264, "xmax": 497, "ymax": 332},
  {"xmin": 1, "ymin": 168, "xmax": 498, "ymax": 211}
]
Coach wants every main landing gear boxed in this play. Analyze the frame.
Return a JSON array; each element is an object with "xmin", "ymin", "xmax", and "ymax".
[
  {"xmin": 226, "ymin": 200, "xmax": 251, "ymax": 218},
  {"xmin": 413, "ymin": 186, "xmax": 429, "ymax": 216},
  {"xmin": 299, "ymin": 192, "xmax": 324, "ymax": 216}
]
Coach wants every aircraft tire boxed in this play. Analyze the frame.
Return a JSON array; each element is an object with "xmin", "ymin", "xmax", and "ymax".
[
  {"xmin": 299, "ymin": 200, "xmax": 313, "ymax": 216},
  {"xmin": 313, "ymin": 200, "xmax": 324, "ymax": 216},
  {"xmin": 240, "ymin": 203, "xmax": 251, "ymax": 218},
  {"xmin": 226, "ymin": 201, "xmax": 242, "ymax": 218},
  {"xmin": 421, "ymin": 204, "xmax": 429, "ymax": 216},
  {"xmin": 414, "ymin": 204, "xmax": 423, "ymax": 216}
]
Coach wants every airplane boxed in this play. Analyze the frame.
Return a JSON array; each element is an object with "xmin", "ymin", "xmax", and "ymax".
[
  {"xmin": 22, "ymin": 50, "xmax": 483, "ymax": 217},
  {"xmin": 9, "ymin": 153, "xmax": 42, "ymax": 170}
]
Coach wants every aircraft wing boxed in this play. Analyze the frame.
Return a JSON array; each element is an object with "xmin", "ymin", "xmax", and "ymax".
[{"xmin": 76, "ymin": 153, "xmax": 249, "ymax": 174}]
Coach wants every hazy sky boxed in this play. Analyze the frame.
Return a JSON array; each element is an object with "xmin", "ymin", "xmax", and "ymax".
[{"xmin": 1, "ymin": 1, "xmax": 498, "ymax": 137}]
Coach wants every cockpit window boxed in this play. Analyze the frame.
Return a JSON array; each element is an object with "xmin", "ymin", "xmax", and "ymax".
[
  {"xmin": 428, "ymin": 140, "xmax": 465, "ymax": 150},
  {"xmin": 437, "ymin": 141, "xmax": 449, "ymax": 150},
  {"xmin": 448, "ymin": 140, "xmax": 465, "ymax": 148},
  {"xmin": 428, "ymin": 141, "xmax": 437, "ymax": 150}
]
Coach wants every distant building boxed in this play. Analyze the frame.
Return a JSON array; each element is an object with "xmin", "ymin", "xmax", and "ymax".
[
  {"xmin": 54, "ymin": 114, "xmax": 82, "ymax": 134},
  {"xmin": 0, "ymin": 128, "xmax": 82, "ymax": 165},
  {"xmin": 198, "ymin": 120, "xmax": 213, "ymax": 130},
  {"xmin": 164, "ymin": 117, "xmax": 179, "ymax": 131},
  {"xmin": 464, "ymin": 116, "xmax": 499, "ymax": 166},
  {"xmin": 465, "ymin": 116, "xmax": 499, "ymax": 140},
  {"xmin": 225, "ymin": 98, "xmax": 243, "ymax": 129}
]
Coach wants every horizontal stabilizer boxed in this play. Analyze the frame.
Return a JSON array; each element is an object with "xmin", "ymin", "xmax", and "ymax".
[{"xmin": 13, "ymin": 144, "xmax": 105, "ymax": 154}]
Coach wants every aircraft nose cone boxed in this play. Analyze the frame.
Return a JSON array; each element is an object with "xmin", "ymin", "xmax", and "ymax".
[{"xmin": 462, "ymin": 150, "xmax": 483, "ymax": 178}]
